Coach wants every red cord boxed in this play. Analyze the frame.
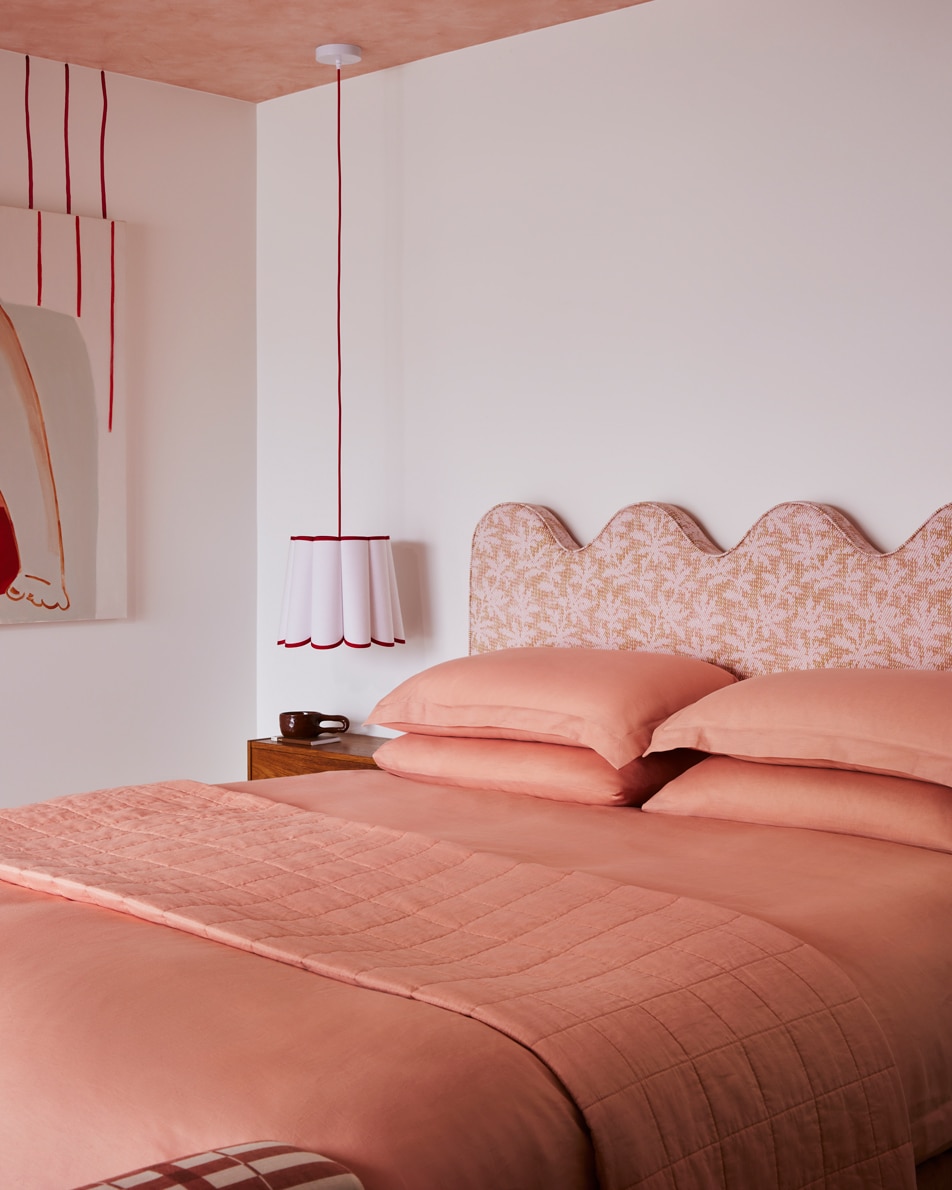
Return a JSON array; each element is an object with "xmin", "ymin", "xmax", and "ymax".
[{"xmin": 336, "ymin": 64, "xmax": 343, "ymax": 539}]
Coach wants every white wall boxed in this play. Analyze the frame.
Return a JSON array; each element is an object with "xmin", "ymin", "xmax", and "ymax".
[
  {"xmin": 0, "ymin": 51, "xmax": 258, "ymax": 805},
  {"xmin": 5, "ymin": 1, "xmax": 944, "ymax": 794},
  {"xmin": 257, "ymin": 0, "xmax": 952, "ymax": 736}
]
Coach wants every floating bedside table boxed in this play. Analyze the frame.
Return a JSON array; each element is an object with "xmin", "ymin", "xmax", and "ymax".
[{"xmin": 246, "ymin": 734, "xmax": 385, "ymax": 781}]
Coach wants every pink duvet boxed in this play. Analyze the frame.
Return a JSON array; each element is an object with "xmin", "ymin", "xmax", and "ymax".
[{"xmin": 0, "ymin": 770, "xmax": 948, "ymax": 1189}]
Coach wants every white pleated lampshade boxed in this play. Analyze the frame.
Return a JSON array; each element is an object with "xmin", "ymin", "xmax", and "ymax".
[{"xmin": 277, "ymin": 535, "xmax": 405, "ymax": 649}]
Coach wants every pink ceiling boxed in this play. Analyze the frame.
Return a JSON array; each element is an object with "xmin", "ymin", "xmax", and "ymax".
[{"xmin": 0, "ymin": 0, "xmax": 649, "ymax": 103}]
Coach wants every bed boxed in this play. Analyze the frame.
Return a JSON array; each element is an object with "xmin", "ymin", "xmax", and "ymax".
[{"xmin": 1, "ymin": 499, "xmax": 950, "ymax": 1190}]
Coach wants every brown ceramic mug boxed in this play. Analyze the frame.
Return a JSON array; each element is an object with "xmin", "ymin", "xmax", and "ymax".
[{"xmin": 279, "ymin": 711, "xmax": 350, "ymax": 740}]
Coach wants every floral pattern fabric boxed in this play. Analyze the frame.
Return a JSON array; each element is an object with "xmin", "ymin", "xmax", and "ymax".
[{"xmin": 469, "ymin": 501, "xmax": 952, "ymax": 676}]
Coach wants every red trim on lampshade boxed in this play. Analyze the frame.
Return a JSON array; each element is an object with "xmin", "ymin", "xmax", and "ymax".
[
  {"xmin": 276, "ymin": 635, "xmax": 344, "ymax": 649},
  {"xmin": 276, "ymin": 636, "xmax": 404, "ymax": 649},
  {"xmin": 289, "ymin": 534, "xmax": 393, "ymax": 543}
]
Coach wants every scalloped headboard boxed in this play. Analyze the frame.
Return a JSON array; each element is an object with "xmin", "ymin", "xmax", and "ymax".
[{"xmin": 469, "ymin": 501, "xmax": 952, "ymax": 677}]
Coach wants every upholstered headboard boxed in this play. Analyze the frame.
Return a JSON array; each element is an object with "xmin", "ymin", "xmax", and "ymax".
[{"xmin": 469, "ymin": 501, "xmax": 952, "ymax": 677}]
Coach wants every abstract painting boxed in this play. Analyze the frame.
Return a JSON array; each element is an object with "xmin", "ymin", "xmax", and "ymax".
[{"xmin": 0, "ymin": 204, "xmax": 125, "ymax": 624}]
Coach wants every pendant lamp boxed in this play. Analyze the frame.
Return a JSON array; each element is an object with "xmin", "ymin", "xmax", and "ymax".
[{"xmin": 278, "ymin": 44, "xmax": 405, "ymax": 651}]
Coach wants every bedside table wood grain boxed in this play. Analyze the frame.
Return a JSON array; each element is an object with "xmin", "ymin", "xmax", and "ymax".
[{"xmin": 247, "ymin": 734, "xmax": 385, "ymax": 780}]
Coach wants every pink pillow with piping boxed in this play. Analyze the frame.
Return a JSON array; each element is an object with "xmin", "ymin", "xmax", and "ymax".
[
  {"xmin": 642, "ymin": 755, "xmax": 952, "ymax": 853},
  {"xmin": 374, "ymin": 734, "xmax": 700, "ymax": 807},
  {"xmin": 647, "ymin": 668, "xmax": 952, "ymax": 786},
  {"xmin": 366, "ymin": 648, "xmax": 736, "ymax": 770}
]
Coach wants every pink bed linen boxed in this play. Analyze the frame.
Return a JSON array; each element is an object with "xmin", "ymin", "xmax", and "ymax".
[
  {"xmin": 0, "ymin": 778, "xmax": 916, "ymax": 1189},
  {"xmin": 0, "ymin": 875, "xmax": 588, "ymax": 1190},
  {"xmin": 234, "ymin": 769, "xmax": 952, "ymax": 1168},
  {"xmin": 0, "ymin": 769, "xmax": 947, "ymax": 1189}
]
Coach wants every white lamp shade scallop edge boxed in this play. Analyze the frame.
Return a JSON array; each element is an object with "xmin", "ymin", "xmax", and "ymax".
[{"xmin": 278, "ymin": 535, "xmax": 406, "ymax": 649}]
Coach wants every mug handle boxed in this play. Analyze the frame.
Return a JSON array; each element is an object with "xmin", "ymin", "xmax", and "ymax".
[{"xmin": 320, "ymin": 714, "xmax": 350, "ymax": 734}]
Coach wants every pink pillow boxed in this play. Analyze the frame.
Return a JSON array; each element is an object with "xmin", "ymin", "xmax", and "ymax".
[
  {"xmin": 642, "ymin": 755, "xmax": 952, "ymax": 853},
  {"xmin": 647, "ymin": 668, "xmax": 952, "ymax": 786},
  {"xmin": 374, "ymin": 734, "xmax": 700, "ymax": 807},
  {"xmin": 366, "ymin": 648, "xmax": 736, "ymax": 770}
]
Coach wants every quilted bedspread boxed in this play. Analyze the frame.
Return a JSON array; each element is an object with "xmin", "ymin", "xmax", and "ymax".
[{"xmin": 0, "ymin": 780, "xmax": 916, "ymax": 1190}]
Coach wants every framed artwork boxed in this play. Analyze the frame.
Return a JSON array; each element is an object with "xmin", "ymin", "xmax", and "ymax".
[{"xmin": 0, "ymin": 204, "xmax": 125, "ymax": 624}]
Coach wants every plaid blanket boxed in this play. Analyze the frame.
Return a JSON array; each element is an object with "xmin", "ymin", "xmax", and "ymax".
[{"xmin": 73, "ymin": 1141, "xmax": 362, "ymax": 1189}]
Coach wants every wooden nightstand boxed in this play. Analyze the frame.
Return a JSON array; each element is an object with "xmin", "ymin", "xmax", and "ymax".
[{"xmin": 247, "ymin": 734, "xmax": 385, "ymax": 780}]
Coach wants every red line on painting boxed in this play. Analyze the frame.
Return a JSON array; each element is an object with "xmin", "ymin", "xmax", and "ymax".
[
  {"xmin": 108, "ymin": 221, "xmax": 116, "ymax": 431},
  {"xmin": 75, "ymin": 216, "xmax": 82, "ymax": 318},
  {"xmin": 64, "ymin": 63, "xmax": 72, "ymax": 213},
  {"xmin": 25, "ymin": 56, "xmax": 34, "ymax": 209},
  {"xmin": 99, "ymin": 71, "xmax": 109, "ymax": 219},
  {"xmin": 36, "ymin": 210, "xmax": 43, "ymax": 306}
]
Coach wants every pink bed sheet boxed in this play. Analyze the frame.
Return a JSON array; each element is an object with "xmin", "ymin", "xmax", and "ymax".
[{"xmin": 0, "ymin": 768, "xmax": 948, "ymax": 1188}]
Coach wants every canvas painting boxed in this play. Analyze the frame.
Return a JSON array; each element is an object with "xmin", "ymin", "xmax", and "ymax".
[{"xmin": 0, "ymin": 204, "xmax": 125, "ymax": 624}]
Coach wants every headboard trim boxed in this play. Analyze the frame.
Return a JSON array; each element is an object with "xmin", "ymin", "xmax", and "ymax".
[{"xmin": 469, "ymin": 501, "xmax": 952, "ymax": 676}]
